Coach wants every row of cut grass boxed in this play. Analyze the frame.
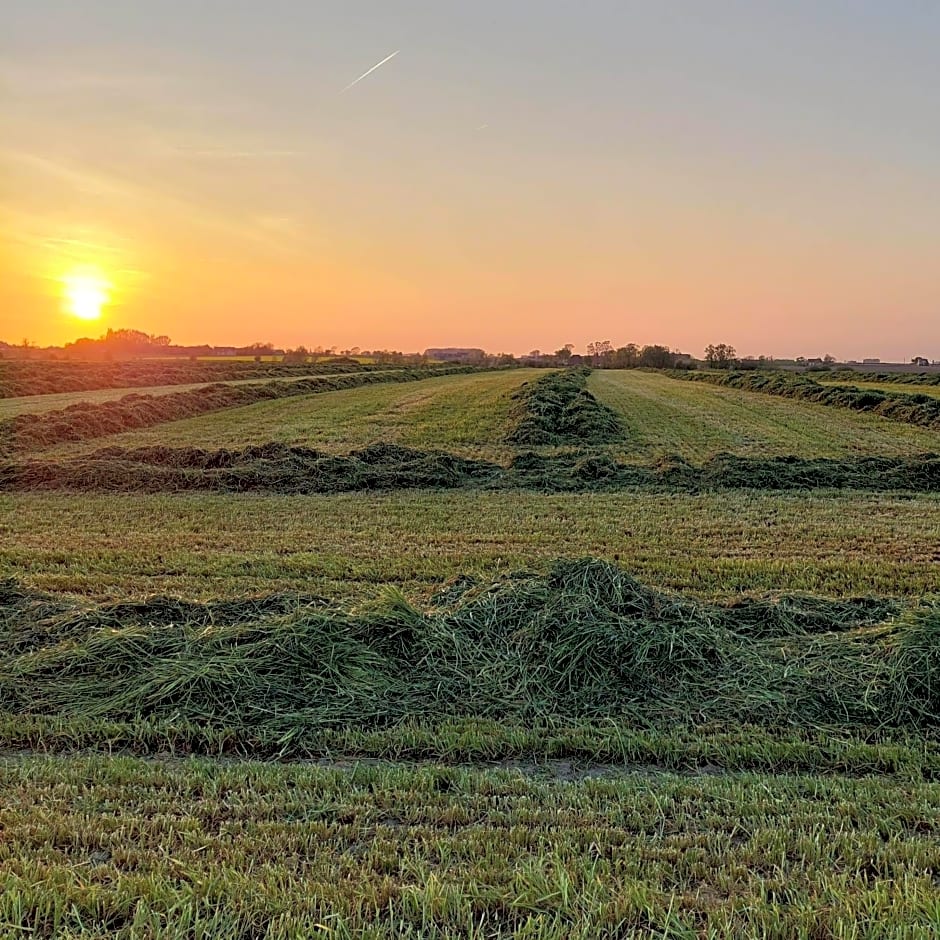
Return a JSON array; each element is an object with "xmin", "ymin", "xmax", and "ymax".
[
  {"xmin": 0, "ymin": 371, "xmax": 382, "ymax": 419},
  {"xmin": 3, "ymin": 556, "xmax": 937, "ymax": 733}
]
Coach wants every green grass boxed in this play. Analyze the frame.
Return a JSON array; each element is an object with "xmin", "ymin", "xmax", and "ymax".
[
  {"xmin": 0, "ymin": 372, "xmax": 383, "ymax": 419},
  {"xmin": 589, "ymin": 370, "xmax": 940, "ymax": 460},
  {"xmin": 819, "ymin": 380, "xmax": 940, "ymax": 399},
  {"xmin": 3, "ymin": 489, "xmax": 938, "ymax": 601},
  {"xmin": 2, "ymin": 752, "xmax": 939, "ymax": 938},
  {"xmin": 45, "ymin": 370, "xmax": 542, "ymax": 460}
]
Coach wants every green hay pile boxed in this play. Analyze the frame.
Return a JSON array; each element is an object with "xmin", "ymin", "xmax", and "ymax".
[
  {"xmin": 1, "ymin": 442, "xmax": 501, "ymax": 493},
  {"xmin": 4, "ymin": 445, "xmax": 939, "ymax": 493},
  {"xmin": 1, "ymin": 365, "xmax": 477, "ymax": 454},
  {"xmin": 0, "ymin": 358, "xmax": 370, "ymax": 398},
  {"xmin": 2, "ymin": 559, "xmax": 936, "ymax": 734},
  {"xmin": 675, "ymin": 369, "xmax": 940, "ymax": 430},
  {"xmin": 506, "ymin": 368, "xmax": 624, "ymax": 444}
]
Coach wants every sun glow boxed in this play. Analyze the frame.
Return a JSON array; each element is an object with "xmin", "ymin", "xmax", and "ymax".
[{"xmin": 63, "ymin": 272, "xmax": 110, "ymax": 321}]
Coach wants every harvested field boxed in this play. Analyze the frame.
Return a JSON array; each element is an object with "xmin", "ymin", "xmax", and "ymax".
[
  {"xmin": 0, "ymin": 357, "xmax": 367, "ymax": 398},
  {"xmin": 820, "ymin": 379, "xmax": 940, "ymax": 399},
  {"xmin": 828, "ymin": 369, "xmax": 940, "ymax": 387},
  {"xmin": 2, "ymin": 366, "xmax": 476, "ymax": 455},
  {"xmin": 3, "ymin": 752, "xmax": 940, "ymax": 937},
  {"xmin": 589, "ymin": 369, "xmax": 940, "ymax": 459},
  {"xmin": 0, "ymin": 371, "xmax": 379, "ymax": 419},
  {"xmin": 674, "ymin": 369, "xmax": 940, "ymax": 431},
  {"xmin": 3, "ymin": 365, "xmax": 940, "ymax": 937},
  {"xmin": 3, "ymin": 490, "xmax": 937, "ymax": 600},
  {"xmin": 39, "ymin": 369, "xmax": 543, "ymax": 460}
]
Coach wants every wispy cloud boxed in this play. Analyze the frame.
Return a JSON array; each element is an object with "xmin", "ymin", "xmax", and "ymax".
[
  {"xmin": 340, "ymin": 50, "xmax": 400, "ymax": 93},
  {"xmin": 174, "ymin": 147, "xmax": 305, "ymax": 160}
]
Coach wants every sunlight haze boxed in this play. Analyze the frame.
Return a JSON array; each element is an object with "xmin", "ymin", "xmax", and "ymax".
[{"xmin": 3, "ymin": 1, "xmax": 939, "ymax": 358}]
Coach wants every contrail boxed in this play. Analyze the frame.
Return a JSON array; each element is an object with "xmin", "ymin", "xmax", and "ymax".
[{"xmin": 340, "ymin": 50, "xmax": 400, "ymax": 93}]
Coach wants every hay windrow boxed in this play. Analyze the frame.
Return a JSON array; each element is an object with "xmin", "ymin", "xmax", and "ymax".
[
  {"xmin": 2, "ymin": 558, "xmax": 935, "ymax": 733},
  {"xmin": 0, "ymin": 358, "xmax": 374, "ymax": 399},
  {"xmin": 4, "ymin": 444, "xmax": 938, "ymax": 493},
  {"xmin": 672, "ymin": 369, "xmax": 940, "ymax": 430},
  {"xmin": 506, "ymin": 367, "xmax": 624, "ymax": 444},
  {"xmin": 0, "ymin": 365, "xmax": 480, "ymax": 454}
]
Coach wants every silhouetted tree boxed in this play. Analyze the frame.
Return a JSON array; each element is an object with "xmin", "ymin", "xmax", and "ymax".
[
  {"xmin": 638, "ymin": 344, "xmax": 677, "ymax": 368},
  {"xmin": 704, "ymin": 343, "xmax": 737, "ymax": 369}
]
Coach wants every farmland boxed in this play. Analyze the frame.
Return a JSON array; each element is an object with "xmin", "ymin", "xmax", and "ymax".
[
  {"xmin": 589, "ymin": 370, "xmax": 940, "ymax": 458},
  {"xmin": 38, "ymin": 369, "xmax": 541, "ymax": 460},
  {"xmin": 2, "ymin": 363, "xmax": 940, "ymax": 936}
]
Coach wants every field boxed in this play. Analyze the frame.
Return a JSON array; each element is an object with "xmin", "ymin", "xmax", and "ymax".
[
  {"xmin": 589, "ymin": 370, "xmax": 940, "ymax": 458},
  {"xmin": 819, "ymin": 379, "xmax": 940, "ymax": 399},
  {"xmin": 2, "ymin": 364, "xmax": 940, "ymax": 936},
  {"xmin": 3, "ymin": 490, "xmax": 939, "ymax": 600},
  {"xmin": 0, "ymin": 371, "xmax": 382, "ymax": 419},
  {"xmin": 39, "ymin": 369, "xmax": 541, "ymax": 461}
]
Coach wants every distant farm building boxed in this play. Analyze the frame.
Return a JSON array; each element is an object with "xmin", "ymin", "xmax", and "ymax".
[{"xmin": 424, "ymin": 347, "xmax": 487, "ymax": 363}]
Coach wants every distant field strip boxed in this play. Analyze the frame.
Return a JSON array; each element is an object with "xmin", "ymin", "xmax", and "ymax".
[
  {"xmin": 589, "ymin": 370, "xmax": 940, "ymax": 459},
  {"xmin": 0, "ymin": 371, "xmax": 379, "ymax": 419},
  {"xmin": 819, "ymin": 380, "xmax": 940, "ymax": 399},
  {"xmin": 8, "ymin": 444, "xmax": 940, "ymax": 494},
  {"xmin": 2, "ymin": 366, "xmax": 477, "ymax": 455},
  {"xmin": 4, "ymin": 490, "xmax": 937, "ymax": 600},
  {"xmin": 0, "ymin": 358, "xmax": 361, "ymax": 398},
  {"xmin": 41, "ymin": 370, "xmax": 543, "ymax": 460},
  {"xmin": 674, "ymin": 369, "xmax": 940, "ymax": 432}
]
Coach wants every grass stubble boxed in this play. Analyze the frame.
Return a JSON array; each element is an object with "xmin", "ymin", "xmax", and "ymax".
[{"xmin": 2, "ymin": 365, "xmax": 940, "ymax": 937}]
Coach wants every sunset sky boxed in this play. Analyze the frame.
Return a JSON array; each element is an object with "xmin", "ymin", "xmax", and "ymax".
[{"xmin": 3, "ymin": 1, "xmax": 939, "ymax": 358}]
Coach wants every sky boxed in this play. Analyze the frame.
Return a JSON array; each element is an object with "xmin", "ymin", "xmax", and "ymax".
[{"xmin": 2, "ymin": 1, "xmax": 939, "ymax": 359}]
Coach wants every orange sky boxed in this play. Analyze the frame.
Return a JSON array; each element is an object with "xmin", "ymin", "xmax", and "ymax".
[{"xmin": 3, "ymin": 2, "xmax": 939, "ymax": 359}]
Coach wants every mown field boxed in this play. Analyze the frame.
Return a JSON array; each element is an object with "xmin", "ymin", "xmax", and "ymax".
[
  {"xmin": 589, "ymin": 370, "xmax": 940, "ymax": 459},
  {"xmin": 41, "ymin": 369, "xmax": 540, "ymax": 461},
  {"xmin": 819, "ymin": 379, "xmax": 940, "ymax": 399},
  {"xmin": 0, "ymin": 371, "xmax": 375, "ymax": 419},
  {"xmin": 3, "ymin": 490, "xmax": 938, "ymax": 600},
  {"xmin": 2, "ymin": 753, "xmax": 939, "ymax": 938},
  {"xmin": 2, "ymin": 364, "xmax": 939, "ymax": 937}
]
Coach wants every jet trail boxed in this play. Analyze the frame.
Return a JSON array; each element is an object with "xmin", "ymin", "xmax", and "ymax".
[{"xmin": 340, "ymin": 50, "xmax": 400, "ymax": 93}]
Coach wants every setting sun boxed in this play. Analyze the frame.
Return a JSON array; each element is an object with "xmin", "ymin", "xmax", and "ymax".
[{"xmin": 63, "ymin": 272, "xmax": 110, "ymax": 321}]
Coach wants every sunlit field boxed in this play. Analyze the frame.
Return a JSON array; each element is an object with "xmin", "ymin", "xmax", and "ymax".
[{"xmin": 3, "ymin": 364, "xmax": 940, "ymax": 937}]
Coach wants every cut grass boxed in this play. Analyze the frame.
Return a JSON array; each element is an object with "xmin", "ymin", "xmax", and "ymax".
[
  {"xmin": 506, "ymin": 367, "xmax": 623, "ymax": 445},
  {"xmin": 4, "ymin": 367, "xmax": 477, "ymax": 455},
  {"xmin": 2, "ymin": 489, "xmax": 937, "ymax": 601},
  {"xmin": 819, "ymin": 380, "xmax": 940, "ymax": 399},
  {"xmin": 0, "ymin": 371, "xmax": 381, "ymax": 419},
  {"xmin": 2, "ymin": 752, "xmax": 940, "ymax": 937},
  {"xmin": 673, "ymin": 369, "xmax": 940, "ymax": 433},
  {"xmin": 2, "ymin": 557, "xmax": 934, "ymax": 732},
  {"xmin": 588, "ymin": 370, "xmax": 940, "ymax": 460},
  {"xmin": 7, "ymin": 443, "xmax": 940, "ymax": 494},
  {"xmin": 41, "ymin": 370, "xmax": 542, "ymax": 461},
  {"xmin": 0, "ymin": 358, "xmax": 362, "ymax": 398}
]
